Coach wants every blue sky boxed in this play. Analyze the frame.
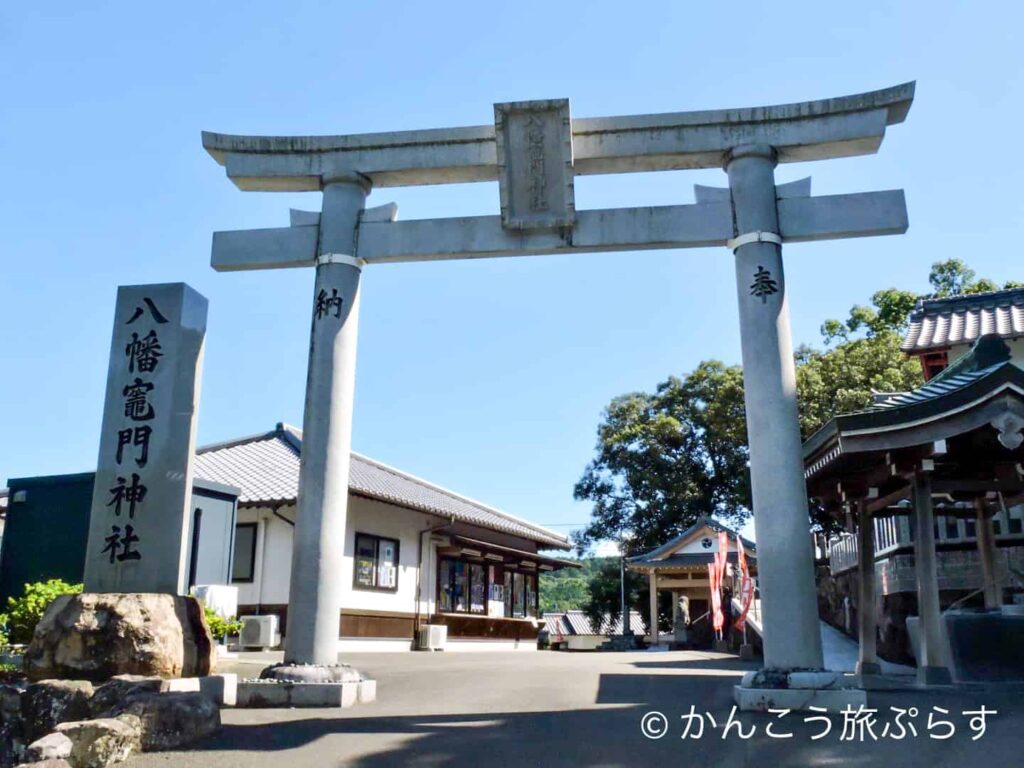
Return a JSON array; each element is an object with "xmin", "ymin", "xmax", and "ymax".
[{"xmin": 2, "ymin": 2, "xmax": 1022, "ymax": 550}]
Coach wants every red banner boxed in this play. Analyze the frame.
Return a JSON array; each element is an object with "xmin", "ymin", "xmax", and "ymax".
[
  {"xmin": 708, "ymin": 562, "xmax": 724, "ymax": 633},
  {"xmin": 734, "ymin": 538, "xmax": 755, "ymax": 631},
  {"xmin": 717, "ymin": 530, "xmax": 729, "ymax": 586}
]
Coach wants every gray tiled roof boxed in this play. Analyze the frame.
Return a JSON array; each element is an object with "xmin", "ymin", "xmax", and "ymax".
[
  {"xmin": 628, "ymin": 551, "xmax": 753, "ymax": 569},
  {"xmin": 194, "ymin": 424, "xmax": 569, "ymax": 549},
  {"xmin": 901, "ymin": 288, "xmax": 1024, "ymax": 353},
  {"xmin": 628, "ymin": 517, "xmax": 755, "ymax": 564},
  {"xmin": 867, "ymin": 364, "xmax": 1003, "ymax": 410},
  {"xmin": 544, "ymin": 610, "xmax": 646, "ymax": 636}
]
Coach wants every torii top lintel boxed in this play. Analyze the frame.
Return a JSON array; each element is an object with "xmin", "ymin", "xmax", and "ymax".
[
  {"xmin": 204, "ymin": 83, "xmax": 914, "ymax": 270},
  {"xmin": 202, "ymin": 82, "xmax": 914, "ymax": 191}
]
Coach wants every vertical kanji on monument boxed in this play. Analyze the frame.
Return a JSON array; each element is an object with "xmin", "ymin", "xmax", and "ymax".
[{"xmin": 83, "ymin": 283, "xmax": 208, "ymax": 594}]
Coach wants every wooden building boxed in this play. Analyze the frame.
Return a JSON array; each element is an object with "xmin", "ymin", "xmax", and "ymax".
[
  {"xmin": 194, "ymin": 422, "xmax": 579, "ymax": 652},
  {"xmin": 808, "ymin": 290, "xmax": 1024, "ymax": 683},
  {"xmin": 626, "ymin": 518, "xmax": 757, "ymax": 647}
]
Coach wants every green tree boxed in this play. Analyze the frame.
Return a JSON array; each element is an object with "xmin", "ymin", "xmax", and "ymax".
[
  {"xmin": 572, "ymin": 361, "xmax": 750, "ymax": 556},
  {"xmin": 539, "ymin": 563, "xmax": 591, "ymax": 613},
  {"xmin": 820, "ymin": 259, "xmax": 1019, "ymax": 346},
  {"xmin": 796, "ymin": 331, "xmax": 922, "ymax": 438},
  {"xmin": 580, "ymin": 557, "xmax": 671, "ymax": 634},
  {"xmin": 575, "ymin": 260, "xmax": 1019, "ymax": 548},
  {"xmin": 926, "ymin": 258, "xmax": 1015, "ymax": 298}
]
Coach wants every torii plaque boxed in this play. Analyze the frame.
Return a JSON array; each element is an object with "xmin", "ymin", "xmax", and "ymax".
[{"xmin": 202, "ymin": 84, "xmax": 915, "ymax": 680}]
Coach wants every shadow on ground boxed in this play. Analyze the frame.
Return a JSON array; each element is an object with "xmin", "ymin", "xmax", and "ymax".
[{"xmin": 174, "ymin": 681, "xmax": 1020, "ymax": 768}]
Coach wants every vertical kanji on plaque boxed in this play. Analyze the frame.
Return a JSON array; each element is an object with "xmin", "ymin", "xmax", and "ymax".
[{"xmin": 83, "ymin": 283, "xmax": 208, "ymax": 594}]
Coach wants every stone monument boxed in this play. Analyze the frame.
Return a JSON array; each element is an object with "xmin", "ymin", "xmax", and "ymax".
[
  {"xmin": 83, "ymin": 283, "xmax": 208, "ymax": 594},
  {"xmin": 32, "ymin": 283, "xmax": 215, "ymax": 681},
  {"xmin": 202, "ymin": 84, "xmax": 914, "ymax": 707}
]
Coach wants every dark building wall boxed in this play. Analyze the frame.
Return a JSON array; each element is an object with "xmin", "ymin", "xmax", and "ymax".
[
  {"xmin": 1, "ymin": 472, "xmax": 238, "ymax": 603},
  {"xmin": 0, "ymin": 473, "xmax": 95, "ymax": 603}
]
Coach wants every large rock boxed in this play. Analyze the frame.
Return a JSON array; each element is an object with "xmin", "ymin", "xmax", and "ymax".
[
  {"xmin": 101, "ymin": 692, "xmax": 219, "ymax": 752},
  {"xmin": 25, "ymin": 732, "xmax": 73, "ymax": 762},
  {"xmin": 22, "ymin": 681, "xmax": 94, "ymax": 742},
  {"xmin": 15, "ymin": 760, "xmax": 71, "ymax": 768},
  {"xmin": 24, "ymin": 594, "xmax": 214, "ymax": 683},
  {"xmin": 54, "ymin": 717, "xmax": 140, "ymax": 768},
  {"xmin": 0, "ymin": 684, "xmax": 27, "ymax": 768},
  {"xmin": 0, "ymin": 683, "xmax": 25, "ymax": 725},
  {"xmin": 87, "ymin": 677, "xmax": 163, "ymax": 719}
]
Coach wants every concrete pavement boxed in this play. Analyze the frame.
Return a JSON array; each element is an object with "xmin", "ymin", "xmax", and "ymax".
[{"xmin": 130, "ymin": 650, "xmax": 1022, "ymax": 767}]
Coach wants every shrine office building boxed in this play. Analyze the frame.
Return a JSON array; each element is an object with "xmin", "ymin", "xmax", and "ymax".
[{"xmin": 193, "ymin": 422, "xmax": 577, "ymax": 651}]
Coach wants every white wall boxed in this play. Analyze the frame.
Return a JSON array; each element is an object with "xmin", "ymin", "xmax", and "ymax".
[
  {"xmin": 235, "ymin": 498, "xmax": 439, "ymax": 615},
  {"xmin": 946, "ymin": 338, "xmax": 1024, "ymax": 367},
  {"xmin": 233, "ymin": 507, "xmax": 293, "ymax": 608},
  {"xmin": 234, "ymin": 496, "xmax": 566, "ymax": 653},
  {"xmin": 341, "ymin": 496, "xmax": 434, "ymax": 614}
]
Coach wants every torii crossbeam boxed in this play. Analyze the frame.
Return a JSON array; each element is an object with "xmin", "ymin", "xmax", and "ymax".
[{"xmin": 203, "ymin": 83, "xmax": 915, "ymax": 694}]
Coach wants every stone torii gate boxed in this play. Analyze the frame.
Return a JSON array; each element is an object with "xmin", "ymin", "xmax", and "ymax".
[{"xmin": 202, "ymin": 83, "xmax": 915, "ymax": 680}]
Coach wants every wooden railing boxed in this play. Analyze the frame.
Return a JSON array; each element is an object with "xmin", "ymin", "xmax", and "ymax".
[{"xmin": 827, "ymin": 505, "xmax": 1024, "ymax": 575}]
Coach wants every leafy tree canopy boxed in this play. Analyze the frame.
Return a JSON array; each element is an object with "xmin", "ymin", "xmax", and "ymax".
[
  {"xmin": 821, "ymin": 258, "xmax": 1022, "ymax": 345},
  {"xmin": 539, "ymin": 559, "xmax": 597, "ymax": 614},
  {"xmin": 572, "ymin": 360, "xmax": 750, "ymax": 556},
  {"xmin": 573, "ymin": 259, "xmax": 1019, "ymax": 562}
]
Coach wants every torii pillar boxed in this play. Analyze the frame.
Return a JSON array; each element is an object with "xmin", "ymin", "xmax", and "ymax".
[
  {"xmin": 286, "ymin": 175, "xmax": 369, "ymax": 665},
  {"xmin": 726, "ymin": 145, "xmax": 824, "ymax": 671}
]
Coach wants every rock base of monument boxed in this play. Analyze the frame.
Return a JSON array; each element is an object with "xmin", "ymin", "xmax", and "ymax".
[
  {"xmin": 734, "ymin": 669, "xmax": 866, "ymax": 712},
  {"xmin": 24, "ymin": 593, "xmax": 215, "ymax": 682},
  {"xmin": 234, "ymin": 663, "xmax": 376, "ymax": 708}
]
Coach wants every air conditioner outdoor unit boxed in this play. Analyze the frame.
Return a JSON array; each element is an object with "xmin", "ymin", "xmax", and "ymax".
[
  {"xmin": 239, "ymin": 615, "xmax": 280, "ymax": 650},
  {"xmin": 418, "ymin": 624, "xmax": 447, "ymax": 651}
]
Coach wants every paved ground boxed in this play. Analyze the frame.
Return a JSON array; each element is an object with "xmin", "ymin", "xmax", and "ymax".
[{"xmin": 130, "ymin": 650, "xmax": 1022, "ymax": 768}]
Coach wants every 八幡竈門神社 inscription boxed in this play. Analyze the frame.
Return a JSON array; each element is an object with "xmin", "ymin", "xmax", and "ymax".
[{"xmin": 83, "ymin": 283, "xmax": 208, "ymax": 594}]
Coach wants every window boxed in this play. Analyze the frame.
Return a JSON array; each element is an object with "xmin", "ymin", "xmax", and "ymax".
[
  {"xmin": 501, "ymin": 570, "xmax": 538, "ymax": 619},
  {"xmin": 470, "ymin": 563, "xmax": 486, "ymax": 613},
  {"xmin": 353, "ymin": 533, "xmax": 399, "ymax": 592},
  {"xmin": 1009, "ymin": 509, "xmax": 1023, "ymax": 535},
  {"xmin": 513, "ymin": 572, "xmax": 526, "ymax": 618},
  {"xmin": 438, "ymin": 556, "xmax": 487, "ymax": 614},
  {"xmin": 232, "ymin": 523, "xmax": 257, "ymax": 583}
]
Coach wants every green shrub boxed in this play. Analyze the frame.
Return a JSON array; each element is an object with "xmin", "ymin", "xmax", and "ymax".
[
  {"xmin": 0, "ymin": 662, "xmax": 20, "ymax": 683},
  {"xmin": 203, "ymin": 606, "xmax": 242, "ymax": 642},
  {"xmin": 7, "ymin": 580, "xmax": 83, "ymax": 644}
]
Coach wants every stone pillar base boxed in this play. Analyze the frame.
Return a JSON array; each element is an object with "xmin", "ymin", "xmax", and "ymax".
[
  {"xmin": 734, "ymin": 684, "xmax": 866, "ymax": 712},
  {"xmin": 234, "ymin": 663, "xmax": 377, "ymax": 708},
  {"xmin": 735, "ymin": 669, "xmax": 865, "ymax": 712},
  {"xmin": 739, "ymin": 644, "xmax": 756, "ymax": 660},
  {"xmin": 855, "ymin": 661, "xmax": 882, "ymax": 675},
  {"xmin": 917, "ymin": 666, "xmax": 953, "ymax": 686},
  {"xmin": 260, "ymin": 662, "xmax": 362, "ymax": 683}
]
